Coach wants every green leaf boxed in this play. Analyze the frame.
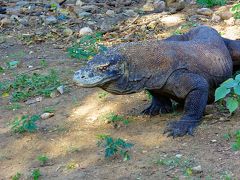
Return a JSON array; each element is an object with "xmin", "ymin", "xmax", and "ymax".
[
  {"xmin": 235, "ymin": 74, "xmax": 240, "ymax": 81},
  {"xmin": 226, "ymin": 97, "xmax": 239, "ymax": 114},
  {"xmin": 233, "ymin": 85, "xmax": 240, "ymax": 95},
  {"xmin": 221, "ymin": 78, "xmax": 237, "ymax": 88},
  {"xmin": 215, "ymin": 86, "xmax": 231, "ymax": 101}
]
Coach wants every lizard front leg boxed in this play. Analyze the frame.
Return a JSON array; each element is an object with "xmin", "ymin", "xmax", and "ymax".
[{"xmin": 163, "ymin": 70, "xmax": 209, "ymax": 137}]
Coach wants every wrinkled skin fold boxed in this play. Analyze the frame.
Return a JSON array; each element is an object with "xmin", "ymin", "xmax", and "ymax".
[{"xmin": 74, "ymin": 26, "xmax": 240, "ymax": 137}]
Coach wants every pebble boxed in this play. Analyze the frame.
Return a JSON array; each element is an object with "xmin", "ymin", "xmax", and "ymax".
[
  {"xmin": 175, "ymin": 154, "xmax": 182, "ymax": 158},
  {"xmin": 41, "ymin": 112, "xmax": 55, "ymax": 120},
  {"xmin": 192, "ymin": 165, "xmax": 203, "ymax": 174},
  {"xmin": 45, "ymin": 16, "xmax": 57, "ymax": 25},
  {"xmin": 123, "ymin": 10, "xmax": 138, "ymax": 17},
  {"xmin": 220, "ymin": 11, "xmax": 233, "ymax": 20},
  {"xmin": 78, "ymin": 11, "xmax": 92, "ymax": 18},
  {"xmin": 224, "ymin": 17, "xmax": 235, "ymax": 26},
  {"xmin": 79, "ymin": 27, "xmax": 93, "ymax": 36},
  {"xmin": 0, "ymin": 17, "xmax": 12, "ymax": 26},
  {"xmin": 212, "ymin": 14, "xmax": 221, "ymax": 22},
  {"xmin": 197, "ymin": 8, "xmax": 213, "ymax": 16},
  {"xmin": 57, "ymin": 85, "xmax": 64, "ymax": 94},
  {"xmin": 63, "ymin": 28, "xmax": 73, "ymax": 36},
  {"xmin": 106, "ymin": 10, "xmax": 115, "ymax": 17},
  {"xmin": 153, "ymin": 0, "xmax": 166, "ymax": 12},
  {"xmin": 76, "ymin": 0, "xmax": 84, "ymax": 6}
]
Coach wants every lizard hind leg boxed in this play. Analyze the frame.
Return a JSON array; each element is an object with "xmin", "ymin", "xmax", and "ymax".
[{"xmin": 142, "ymin": 91, "xmax": 173, "ymax": 116}]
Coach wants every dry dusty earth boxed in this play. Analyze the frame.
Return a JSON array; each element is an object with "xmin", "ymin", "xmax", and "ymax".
[{"xmin": 1, "ymin": 1, "xmax": 240, "ymax": 180}]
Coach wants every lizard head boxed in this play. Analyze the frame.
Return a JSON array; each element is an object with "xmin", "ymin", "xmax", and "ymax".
[{"xmin": 73, "ymin": 53, "xmax": 124, "ymax": 88}]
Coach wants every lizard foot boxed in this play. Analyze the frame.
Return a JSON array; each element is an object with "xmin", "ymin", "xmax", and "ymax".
[
  {"xmin": 163, "ymin": 120, "xmax": 200, "ymax": 137},
  {"xmin": 142, "ymin": 104, "xmax": 172, "ymax": 116}
]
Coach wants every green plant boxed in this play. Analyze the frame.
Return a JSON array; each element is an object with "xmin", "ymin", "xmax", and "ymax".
[
  {"xmin": 97, "ymin": 135, "xmax": 134, "ymax": 161},
  {"xmin": 155, "ymin": 155, "xmax": 194, "ymax": 177},
  {"xmin": 31, "ymin": 169, "xmax": 41, "ymax": 180},
  {"xmin": 232, "ymin": 130, "xmax": 240, "ymax": 151},
  {"xmin": 173, "ymin": 22, "xmax": 198, "ymax": 35},
  {"xmin": 67, "ymin": 32, "xmax": 107, "ymax": 60},
  {"xmin": 196, "ymin": 0, "xmax": 227, "ymax": 7},
  {"xmin": 10, "ymin": 114, "xmax": 41, "ymax": 133},
  {"xmin": 39, "ymin": 59, "xmax": 48, "ymax": 67},
  {"xmin": 230, "ymin": 3, "xmax": 240, "ymax": 19},
  {"xmin": 215, "ymin": 74, "xmax": 240, "ymax": 114},
  {"xmin": 0, "ymin": 70, "xmax": 61, "ymax": 102},
  {"xmin": 223, "ymin": 130, "xmax": 240, "ymax": 151},
  {"xmin": 37, "ymin": 155, "xmax": 48, "ymax": 166},
  {"xmin": 106, "ymin": 112, "xmax": 130, "ymax": 126},
  {"xmin": 98, "ymin": 91, "xmax": 108, "ymax": 99},
  {"xmin": 12, "ymin": 172, "xmax": 21, "ymax": 180},
  {"xmin": 145, "ymin": 90, "xmax": 152, "ymax": 100}
]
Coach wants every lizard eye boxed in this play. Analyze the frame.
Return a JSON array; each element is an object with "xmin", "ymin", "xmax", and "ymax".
[{"xmin": 97, "ymin": 64, "xmax": 110, "ymax": 71}]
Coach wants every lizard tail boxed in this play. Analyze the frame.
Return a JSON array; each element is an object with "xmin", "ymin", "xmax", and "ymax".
[{"xmin": 223, "ymin": 38, "xmax": 240, "ymax": 73}]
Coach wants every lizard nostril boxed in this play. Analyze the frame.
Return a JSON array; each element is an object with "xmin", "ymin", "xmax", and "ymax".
[{"xmin": 88, "ymin": 73, "xmax": 94, "ymax": 78}]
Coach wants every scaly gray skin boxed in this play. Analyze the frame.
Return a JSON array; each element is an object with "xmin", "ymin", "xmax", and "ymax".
[{"xmin": 73, "ymin": 26, "xmax": 235, "ymax": 137}]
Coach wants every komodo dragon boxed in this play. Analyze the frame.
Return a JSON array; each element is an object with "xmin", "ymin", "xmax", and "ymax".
[{"xmin": 73, "ymin": 26, "xmax": 240, "ymax": 137}]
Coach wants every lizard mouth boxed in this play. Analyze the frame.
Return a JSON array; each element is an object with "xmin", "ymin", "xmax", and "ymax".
[{"xmin": 73, "ymin": 69, "xmax": 118, "ymax": 87}]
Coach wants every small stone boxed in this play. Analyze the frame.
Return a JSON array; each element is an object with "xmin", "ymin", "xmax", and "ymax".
[
  {"xmin": 80, "ymin": 5, "xmax": 99, "ymax": 13},
  {"xmin": 123, "ymin": 9, "xmax": 138, "ymax": 17},
  {"xmin": 220, "ymin": 11, "xmax": 233, "ymax": 20},
  {"xmin": 50, "ymin": 91, "xmax": 59, "ymax": 98},
  {"xmin": 63, "ymin": 28, "xmax": 73, "ymax": 36},
  {"xmin": 79, "ymin": 27, "xmax": 93, "ymax": 36},
  {"xmin": 106, "ymin": 10, "xmax": 115, "ymax": 17},
  {"xmin": 192, "ymin": 165, "xmax": 203, "ymax": 174},
  {"xmin": 210, "ymin": 139, "xmax": 217, "ymax": 143},
  {"xmin": 212, "ymin": 14, "xmax": 221, "ymax": 22},
  {"xmin": 224, "ymin": 17, "xmax": 235, "ymax": 26},
  {"xmin": 25, "ymin": 97, "xmax": 43, "ymax": 105},
  {"xmin": 45, "ymin": 16, "xmax": 57, "ymax": 25},
  {"xmin": 142, "ymin": 2, "xmax": 155, "ymax": 12},
  {"xmin": 147, "ymin": 21, "xmax": 157, "ymax": 29},
  {"xmin": 41, "ymin": 112, "xmax": 54, "ymax": 120},
  {"xmin": 0, "ymin": 17, "xmax": 12, "ymax": 26},
  {"xmin": 76, "ymin": 0, "xmax": 84, "ymax": 6},
  {"xmin": 78, "ymin": 11, "xmax": 91, "ymax": 18},
  {"xmin": 153, "ymin": 0, "xmax": 166, "ymax": 12},
  {"xmin": 175, "ymin": 154, "xmax": 182, "ymax": 158},
  {"xmin": 235, "ymin": 19, "xmax": 240, "ymax": 25},
  {"xmin": 197, "ymin": 8, "xmax": 213, "ymax": 16},
  {"xmin": 57, "ymin": 85, "xmax": 64, "ymax": 94}
]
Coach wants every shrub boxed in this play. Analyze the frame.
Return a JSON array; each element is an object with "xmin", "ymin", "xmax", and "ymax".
[
  {"xmin": 97, "ymin": 134, "xmax": 133, "ymax": 161},
  {"xmin": 215, "ymin": 74, "xmax": 240, "ymax": 114},
  {"xmin": 196, "ymin": 0, "xmax": 227, "ymax": 7}
]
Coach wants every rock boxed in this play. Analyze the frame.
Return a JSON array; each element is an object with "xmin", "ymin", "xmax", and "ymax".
[
  {"xmin": 224, "ymin": 17, "xmax": 235, "ymax": 26},
  {"xmin": 41, "ymin": 112, "xmax": 54, "ymax": 120},
  {"xmin": 16, "ymin": 1, "xmax": 29, "ymax": 7},
  {"xmin": 165, "ymin": 0, "xmax": 176, "ymax": 5},
  {"xmin": 123, "ymin": 9, "xmax": 138, "ymax": 17},
  {"xmin": 153, "ymin": 0, "xmax": 166, "ymax": 12},
  {"xmin": 76, "ymin": 0, "xmax": 84, "ymax": 6},
  {"xmin": 78, "ymin": 11, "xmax": 92, "ymax": 18},
  {"xmin": 0, "ymin": 17, "xmax": 12, "ymax": 26},
  {"xmin": 219, "ymin": 11, "xmax": 233, "ymax": 20},
  {"xmin": 19, "ymin": 17, "xmax": 29, "ymax": 26},
  {"xmin": 63, "ymin": 28, "xmax": 73, "ymax": 36},
  {"xmin": 45, "ymin": 16, "xmax": 57, "ymax": 25},
  {"xmin": 142, "ymin": 2, "xmax": 155, "ymax": 12},
  {"xmin": 197, "ymin": 8, "xmax": 213, "ymax": 16},
  {"xmin": 235, "ymin": 19, "xmax": 240, "ymax": 25},
  {"xmin": 80, "ymin": 5, "xmax": 99, "ymax": 13},
  {"xmin": 25, "ymin": 97, "xmax": 43, "ymax": 105},
  {"xmin": 189, "ymin": 15, "xmax": 209, "ymax": 22},
  {"xmin": 79, "ymin": 27, "xmax": 93, "ymax": 36},
  {"xmin": 57, "ymin": 85, "xmax": 64, "ymax": 94},
  {"xmin": 175, "ymin": 0, "xmax": 186, "ymax": 11},
  {"xmin": 212, "ymin": 14, "xmax": 221, "ymax": 22},
  {"xmin": 106, "ymin": 10, "xmax": 115, "ymax": 17},
  {"xmin": 210, "ymin": 139, "xmax": 217, "ymax": 143},
  {"xmin": 192, "ymin": 165, "xmax": 203, "ymax": 174},
  {"xmin": 175, "ymin": 154, "xmax": 182, "ymax": 158}
]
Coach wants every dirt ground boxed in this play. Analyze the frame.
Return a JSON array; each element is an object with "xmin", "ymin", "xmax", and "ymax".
[{"xmin": 1, "ymin": 1, "xmax": 240, "ymax": 180}]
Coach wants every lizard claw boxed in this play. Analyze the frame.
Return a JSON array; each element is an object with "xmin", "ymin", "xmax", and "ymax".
[{"xmin": 163, "ymin": 119, "xmax": 200, "ymax": 137}]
